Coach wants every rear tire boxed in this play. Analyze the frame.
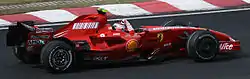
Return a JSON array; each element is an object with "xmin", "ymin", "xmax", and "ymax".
[
  {"xmin": 187, "ymin": 30, "xmax": 219, "ymax": 62},
  {"xmin": 41, "ymin": 40, "xmax": 75, "ymax": 73}
]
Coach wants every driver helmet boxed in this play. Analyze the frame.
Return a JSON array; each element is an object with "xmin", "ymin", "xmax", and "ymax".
[
  {"xmin": 112, "ymin": 23, "xmax": 125, "ymax": 31},
  {"xmin": 120, "ymin": 19, "xmax": 126, "ymax": 25},
  {"xmin": 97, "ymin": 8, "xmax": 108, "ymax": 15}
]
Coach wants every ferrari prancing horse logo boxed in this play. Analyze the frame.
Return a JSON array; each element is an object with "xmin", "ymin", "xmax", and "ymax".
[{"xmin": 157, "ymin": 33, "xmax": 164, "ymax": 42}]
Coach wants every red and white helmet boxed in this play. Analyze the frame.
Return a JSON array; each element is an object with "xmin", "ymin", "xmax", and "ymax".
[
  {"xmin": 120, "ymin": 19, "xmax": 126, "ymax": 25},
  {"xmin": 112, "ymin": 23, "xmax": 125, "ymax": 31}
]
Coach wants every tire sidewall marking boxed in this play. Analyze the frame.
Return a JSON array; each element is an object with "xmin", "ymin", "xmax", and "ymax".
[{"xmin": 48, "ymin": 46, "xmax": 73, "ymax": 71}]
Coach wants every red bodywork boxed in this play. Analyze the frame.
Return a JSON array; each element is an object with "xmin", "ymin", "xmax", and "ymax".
[{"xmin": 25, "ymin": 14, "xmax": 240, "ymax": 61}]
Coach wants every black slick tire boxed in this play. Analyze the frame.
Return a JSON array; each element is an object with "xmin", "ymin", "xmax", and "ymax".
[
  {"xmin": 186, "ymin": 30, "xmax": 219, "ymax": 62},
  {"xmin": 41, "ymin": 40, "xmax": 75, "ymax": 73}
]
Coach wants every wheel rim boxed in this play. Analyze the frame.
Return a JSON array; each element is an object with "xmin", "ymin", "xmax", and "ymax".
[
  {"xmin": 49, "ymin": 46, "xmax": 72, "ymax": 71},
  {"xmin": 196, "ymin": 37, "xmax": 217, "ymax": 59}
]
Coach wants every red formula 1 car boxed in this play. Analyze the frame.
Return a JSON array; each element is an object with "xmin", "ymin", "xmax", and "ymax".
[{"xmin": 6, "ymin": 14, "xmax": 240, "ymax": 72}]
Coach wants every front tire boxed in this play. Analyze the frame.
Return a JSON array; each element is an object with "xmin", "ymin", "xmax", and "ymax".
[
  {"xmin": 41, "ymin": 40, "xmax": 75, "ymax": 73},
  {"xmin": 187, "ymin": 30, "xmax": 219, "ymax": 62}
]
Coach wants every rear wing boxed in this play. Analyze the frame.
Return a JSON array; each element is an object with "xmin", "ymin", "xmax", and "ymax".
[{"xmin": 6, "ymin": 21, "xmax": 35, "ymax": 46}]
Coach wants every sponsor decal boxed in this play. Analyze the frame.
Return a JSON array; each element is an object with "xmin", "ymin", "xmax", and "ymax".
[
  {"xmin": 125, "ymin": 33, "xmax": 140, "ymax": 37},
  {"xmin": 126, "ymin": 39, "xmax": 138, "ymax": 52},
  {"xmin": 151, "ymin": 27, "xmax": 167, "ymax": 31},
  {"xmin": 31, "ymin": 35, "xmax": 50, "ymax": 39},
  {"xmin": 164, "ymin": 43, "xmax": 172, "ymax": 47},
  {"xmin": 157, "ymin": 33, "xmax": 164, "ymax": 42},
  {"xmin": 36, "ymin": 28, "xmax": 53, "ymax": 33},
  {"xmin": 28, "ymin": 40, "xmax": 45, "ymax": 45},
  {"xmin": 220, "ymin": 43, "xmax": 234, "ymax": 50},
  {"xmin": 93, "ymin": 56, "xmax": 108, "ymax": 60},
  {"xmin": 150, "ymin": 27, "xmax": 196, "ymax": 31},
  {"xmin": 72, "ymin": 22, "xmax": 99, "ymax": 29},
  {"xmin": 113, "ymin": 33, "xmax": 121, "ymax": 36}
]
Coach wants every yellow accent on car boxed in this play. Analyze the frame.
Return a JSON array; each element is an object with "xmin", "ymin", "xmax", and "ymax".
[
  {"xmin": 97, "ymin": 8, "xmax": 108, "ymax": 12},
  {"xmin": 157, "ymin": 33, "xmax": 164, "ymax": 42},
  {"xmin": 126, "ymin": 39, "xmax": 138, "ymax": 52}
]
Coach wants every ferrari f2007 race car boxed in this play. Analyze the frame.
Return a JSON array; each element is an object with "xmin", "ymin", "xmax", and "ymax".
[{"xmin": 6, "ymin": 14, "xmax": 240, "ymax": 72}]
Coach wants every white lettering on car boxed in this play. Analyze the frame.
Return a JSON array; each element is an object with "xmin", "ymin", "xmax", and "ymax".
[
  {"xmin": 28, "ymin": 40, "xmax": 45, "ymax": 45},
  {"xmin": 113, "ymin": 33, "xmax": 120, "ymax": 36},
  {"xmin": 72, "ymin": 22, "xmax": 99, "ymax": 29},
  {"xmin": 220, "ymin": 43, "xmax": 234, "ymax": 50},
  {"xmin": 150, "ymin": 26, "xmax": 196, "ymax": 31},
  {"xmin": 93, "ymin": 56, "xmax": 108, "ymax": 60},
  {"xmin": 164, "ymin": 43, "xmax": 172, "ymax": 47},
  {"xmin": 36, "ymin": 28, "xmax": 53, "ymax": 33}
]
